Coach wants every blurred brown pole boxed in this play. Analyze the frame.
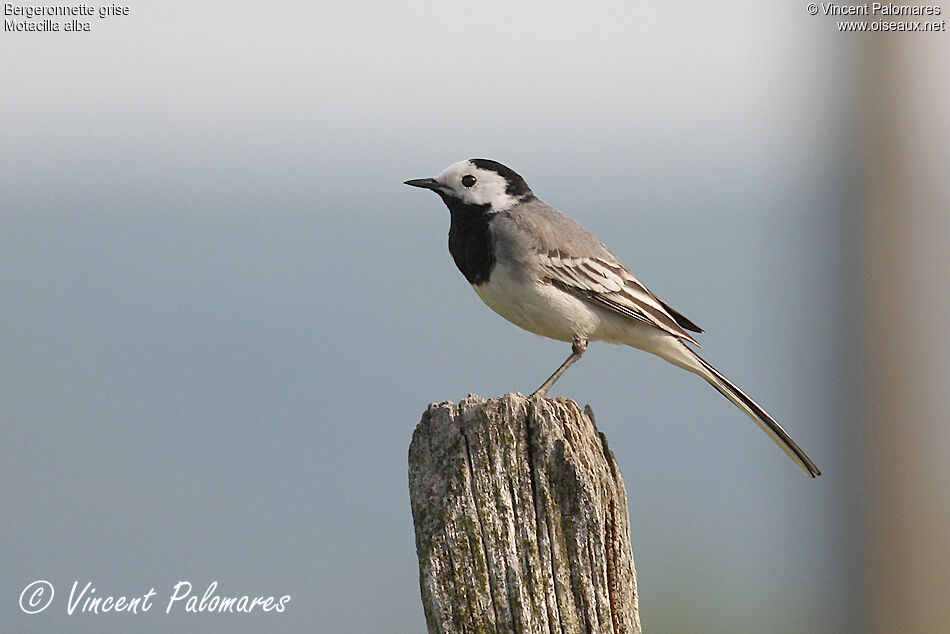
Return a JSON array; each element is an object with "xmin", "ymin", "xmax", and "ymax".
[{"xmin": 861, "ymin": 30, "xmax": 950, "ymax": 634}]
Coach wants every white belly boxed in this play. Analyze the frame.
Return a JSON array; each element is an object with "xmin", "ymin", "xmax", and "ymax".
[
  {"xmin": 471, "ymin": 262, "xmax": 602, "ymax": 343},
  {"xmin": 471, "ymin": 261, "xmax": 684, "ymax": 362}
]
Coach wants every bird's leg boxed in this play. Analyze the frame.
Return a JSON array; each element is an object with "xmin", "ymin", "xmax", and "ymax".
[{"xmin": 531, "ymin": 338, "xmax": 587, "ymax": 399}]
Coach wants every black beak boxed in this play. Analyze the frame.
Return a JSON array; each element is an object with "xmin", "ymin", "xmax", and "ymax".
[{"xmin": 404, "ymin": 178, "xmax": 442, "ymax": 191}]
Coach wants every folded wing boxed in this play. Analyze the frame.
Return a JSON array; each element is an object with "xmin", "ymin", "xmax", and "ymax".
[{"xmin": 537, "ymin": 248, "xmax": 702, "ymax": 346}]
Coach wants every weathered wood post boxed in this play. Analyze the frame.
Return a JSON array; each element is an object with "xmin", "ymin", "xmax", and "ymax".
[{"xmin": 408, "ymin": 393, "xmax": 641, "ymax": 634}]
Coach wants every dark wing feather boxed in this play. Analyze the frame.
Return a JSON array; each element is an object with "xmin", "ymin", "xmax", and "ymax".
[
  {"xmin": 659, "ymin": 299, "xmax": 703, "ymax": 333},
  {"xmin": 537, "ymin": 249, "xmax": 701, "ymax": 346}
]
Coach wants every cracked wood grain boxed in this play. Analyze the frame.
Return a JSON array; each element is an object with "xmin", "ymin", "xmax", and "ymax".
[{"xmin": 409, "ymin": 393, "xmax": 641, "ymax": 634}]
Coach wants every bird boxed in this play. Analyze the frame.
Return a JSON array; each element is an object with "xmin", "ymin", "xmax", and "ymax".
[{"xmin": 404, "ymin": 158, "xmax": 820, "ymax": 477}]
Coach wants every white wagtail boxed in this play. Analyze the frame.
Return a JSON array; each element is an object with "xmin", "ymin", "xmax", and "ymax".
[{"xmin": 405, "ymin": 159, "xmax": 820, "ymax": 477}]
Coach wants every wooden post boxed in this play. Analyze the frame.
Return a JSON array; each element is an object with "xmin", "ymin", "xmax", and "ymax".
[{"xmin": 408, "ymin": 393, "xmax": 641, "ymax": 634}]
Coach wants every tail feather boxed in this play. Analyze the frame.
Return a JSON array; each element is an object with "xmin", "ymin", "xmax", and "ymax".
[{"xmin": 688, "ymin": 350, "xmax": 821, "ymax": 478}]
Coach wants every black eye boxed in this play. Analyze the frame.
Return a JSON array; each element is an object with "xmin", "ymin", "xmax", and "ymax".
[{"xmin": 461, "ymin": 174, "xmax": 476, "ymax": 188}]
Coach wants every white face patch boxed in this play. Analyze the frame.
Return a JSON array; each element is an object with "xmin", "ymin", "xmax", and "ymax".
[{"xmin": 433, "ymin": 160, "xmax": 521, "ymax": 212}]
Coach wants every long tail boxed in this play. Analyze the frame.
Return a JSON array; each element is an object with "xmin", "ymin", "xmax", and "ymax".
[{"xmin": 685, "ymin": 348, "xmax": 821, "ymax": 477}]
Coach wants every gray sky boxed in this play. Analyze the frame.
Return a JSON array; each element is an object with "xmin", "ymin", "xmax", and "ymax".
[{"xmin": 2, "ymin": 2, "xmax": 880, "ymax": 632}]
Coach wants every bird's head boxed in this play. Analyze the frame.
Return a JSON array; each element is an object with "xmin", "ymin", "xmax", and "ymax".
[{"xmin": 404, "ymin": 159, "xmax": 533, "ymax": 213}]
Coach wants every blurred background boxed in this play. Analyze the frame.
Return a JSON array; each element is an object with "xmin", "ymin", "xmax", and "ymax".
[{"xmin": 2, "ymin": 1, "xmax": 947, "ymax": 632}]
